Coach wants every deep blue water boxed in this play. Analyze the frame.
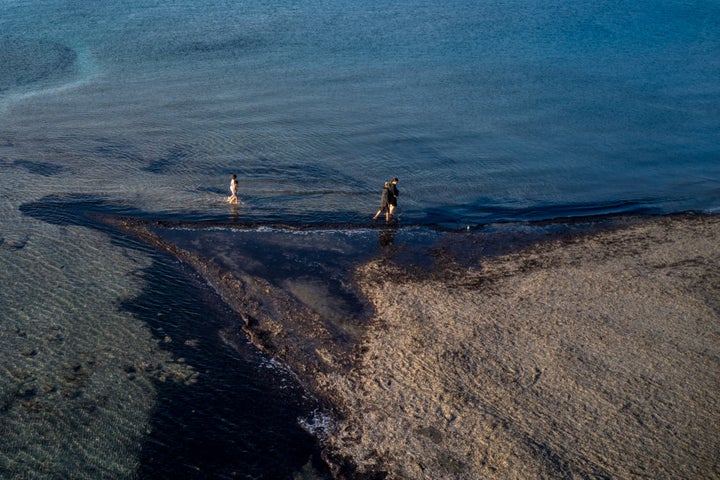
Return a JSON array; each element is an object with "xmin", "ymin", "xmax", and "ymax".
[
  {"xmin": 2, "ymin": 0, "xmax": 719, "ymax": 226},
  {"xmin": 1, "ymin": 1, "xmax": 719, "ymax": 478}
]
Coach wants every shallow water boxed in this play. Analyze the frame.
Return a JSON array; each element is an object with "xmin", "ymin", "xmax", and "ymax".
[
  {"xmin": 2, "ymin": 0, "xmax": 719, "ymax": 477},
  {"xmin": 3, "ymin": 196, "xmax": 329, "ymax": 479}
]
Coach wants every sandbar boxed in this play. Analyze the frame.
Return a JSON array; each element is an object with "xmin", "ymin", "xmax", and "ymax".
[{"xmin": 114, "ymin": 214, "xmax": 720, "ymax": 479}]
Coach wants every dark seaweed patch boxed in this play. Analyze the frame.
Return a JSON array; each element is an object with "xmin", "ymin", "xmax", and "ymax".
[
  {"xmin": 143, "ymin": 144, "xmax": 191, "ymax": 174},
  {"xmin": 20, "ymin": 195, "xmax": 139, "ymax": 231},
  {"xmin": 140, "ymin": 34, "xmax": 268, "ymax": 63},
  {"xmin": 11, "ymin": 159, "xmax": 66, "ymax": 176},
  {"xmin": 0, "ymin": 38, "xmax": 77, "ymax": 90},
  {"xmin": 127, "ymin": 250, "xmax": 329, "ymax": 479}
]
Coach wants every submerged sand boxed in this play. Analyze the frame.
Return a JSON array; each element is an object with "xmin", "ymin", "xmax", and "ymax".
[{"xmin": 116, "ymin": 214, "xmax": 720, "ymax": 479}]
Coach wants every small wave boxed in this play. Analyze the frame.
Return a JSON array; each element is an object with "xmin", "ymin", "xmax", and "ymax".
[{"xmin": 299, "ymin": 409, "xmax": 334, "ymax": 442}]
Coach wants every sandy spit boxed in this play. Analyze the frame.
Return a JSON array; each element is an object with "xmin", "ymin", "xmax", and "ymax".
[
  {"xmin": 320, "ymin": 215, "xmax": 720, "ymax": 479},
  {"xmin": 113, "ymin": 214, "xmax": 720, "ymax": 479}
]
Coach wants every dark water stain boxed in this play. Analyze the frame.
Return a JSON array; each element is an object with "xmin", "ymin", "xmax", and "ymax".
[
  {"xmin": 152, "ymin": 223, "xmax": 381, "ymax": 352},
  {"xmin": 10, "ymin": 159, "xmax": 66, "ymax": 176},
  {"xmin": 143, "ymin": 144, "xmax": 192, "ymax": 174},
  {"xmin": 127, "ymin": 249, "xmax": 329, "ymax": 479},
  {"xmin": 0, "ymin": 38, "xmax": 77, "ymax": 90},
  {"xmin": 419, "ymin": 198, "xmax": 664, "ymax": 230}
]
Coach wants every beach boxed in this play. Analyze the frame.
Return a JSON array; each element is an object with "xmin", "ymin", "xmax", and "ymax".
[
  {"xmin": 2, "ymin": 1, "xmax": 719, "ymax": 477},
  {"xmin": 117, "ymin": 213, "xmax": 720, "ymax": 479}
]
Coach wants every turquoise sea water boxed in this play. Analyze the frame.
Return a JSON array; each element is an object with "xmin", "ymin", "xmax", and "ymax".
[{"xmin": 1, "ymin": 0, "xmax": 719, "ymax": 477}]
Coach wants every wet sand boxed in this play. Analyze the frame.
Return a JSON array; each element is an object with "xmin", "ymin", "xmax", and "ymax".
[{"xmin": 115, "ymin": 214, "xmax": 720, "ymax": 479}]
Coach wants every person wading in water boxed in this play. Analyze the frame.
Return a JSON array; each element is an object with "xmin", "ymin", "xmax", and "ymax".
[
  {"xmin": 372, "ymin": 181, "xmax": 391, "ymax": 222},
  {"xmin": 387, "ymin": 177, "xmax": 399, "ymax": 221},
  {"xmin": 227, "ymin": 174, "xmax": 239, "ymax": 204}
]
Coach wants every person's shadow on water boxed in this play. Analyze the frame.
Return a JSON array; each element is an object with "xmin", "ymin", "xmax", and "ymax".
[
  {"xmin": 228, "ymin": 202, "xmax": 239, "ymax": 222},
  {"xmin": 379, "ymin": 224, "xmax": 397, "ymax": 247}
]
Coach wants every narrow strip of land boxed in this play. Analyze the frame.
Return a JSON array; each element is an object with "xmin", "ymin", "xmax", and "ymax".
[{"xmin": 115, "ymin": 214, "xmax": 720, "ymax": 479}]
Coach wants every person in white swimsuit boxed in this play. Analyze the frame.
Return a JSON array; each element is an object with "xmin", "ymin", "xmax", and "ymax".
[{"xmin": 227, "ymin": 174, "xmax": 239, "ymax": 204}]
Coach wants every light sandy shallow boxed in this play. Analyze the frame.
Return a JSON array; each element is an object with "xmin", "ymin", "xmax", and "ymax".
[{"xmin": 317, "ymin": 215, "xmax": 720, "ymax": 479}]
